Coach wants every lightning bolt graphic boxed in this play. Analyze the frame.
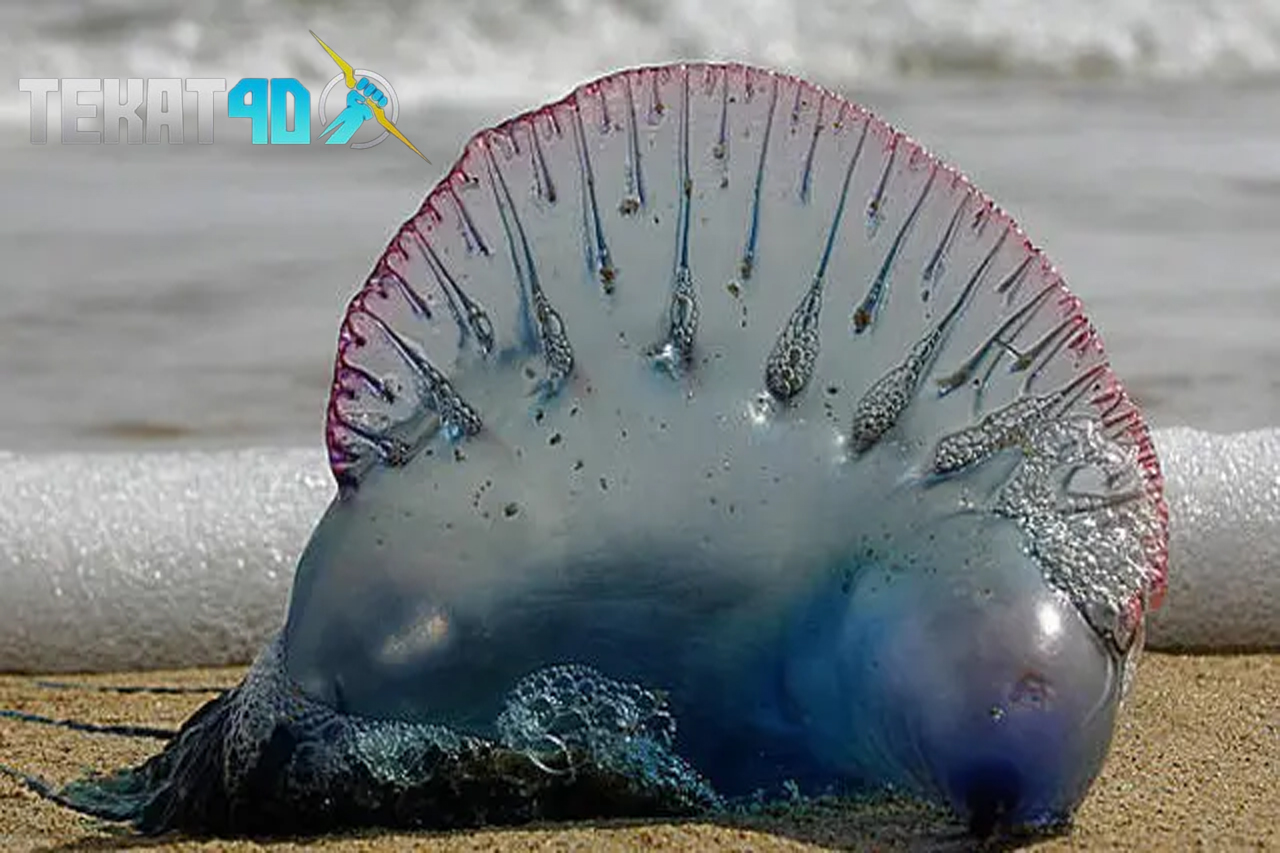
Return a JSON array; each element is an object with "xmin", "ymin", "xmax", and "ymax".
[{"xmin": 310, "ymin": 30, "xmax": 430, "ymax": 163}]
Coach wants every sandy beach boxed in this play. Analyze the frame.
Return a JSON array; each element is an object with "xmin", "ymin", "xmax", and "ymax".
[
  {"xmin": 3, "ymin": 2, "xmax": 1279, "ymax": 851},
  {"xmin": 0, "ymin": 653, "xmax": 1274, "ymax": 851}
]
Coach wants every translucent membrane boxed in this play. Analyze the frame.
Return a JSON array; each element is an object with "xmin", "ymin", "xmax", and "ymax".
[{"xmin": 278, "ymin": 63, "xmax": 1167, "ymax": 831}]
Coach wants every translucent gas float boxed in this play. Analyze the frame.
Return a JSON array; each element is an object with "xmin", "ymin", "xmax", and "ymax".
[{"xmin": 6, "ymin": 63, "xmax": 1167, "ymax": 839}]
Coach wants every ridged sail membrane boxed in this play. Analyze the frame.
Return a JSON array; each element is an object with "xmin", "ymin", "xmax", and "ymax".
[{"xmin": 286, "ymin": 64, "xmax": 1167, "ymax": 829}]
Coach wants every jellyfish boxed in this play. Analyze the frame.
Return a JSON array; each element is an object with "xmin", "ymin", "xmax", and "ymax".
[{"xmin": 4, "ymin": 63, "xmax": 1167, "ymax": 839}]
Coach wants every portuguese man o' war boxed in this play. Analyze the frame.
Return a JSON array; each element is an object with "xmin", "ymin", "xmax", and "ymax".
[{"xmin": 5, "ymin": 63, "xmax": 1169, "ymax": 839}]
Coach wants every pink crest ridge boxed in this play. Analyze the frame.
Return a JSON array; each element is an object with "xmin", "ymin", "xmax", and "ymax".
[{"xmin": 321, "ymin": 61, "xmax": 1168, "ymax": 620}]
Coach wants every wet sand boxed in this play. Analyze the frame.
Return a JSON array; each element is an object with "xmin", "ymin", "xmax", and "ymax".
[{"xmin": 0, "ymin": 653, "xmax": 1275, "ymax": 851}]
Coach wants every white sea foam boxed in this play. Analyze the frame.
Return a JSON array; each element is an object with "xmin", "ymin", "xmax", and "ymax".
[
  {"xmin": 0, "ymin": 449, "xmax": 329, "ymax": 672},
  {"xmin": 0, "ymin": 428, "xmax": 1274, "ymax": 672},
  {"xmin": 1145, "ymin": 427, "xmax": 1280, "ymax": 651}
]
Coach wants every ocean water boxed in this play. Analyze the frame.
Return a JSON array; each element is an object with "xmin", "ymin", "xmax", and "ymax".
[{"xmin": 2, "ymin": 0, "xmax": 1280, "ymax": 451}]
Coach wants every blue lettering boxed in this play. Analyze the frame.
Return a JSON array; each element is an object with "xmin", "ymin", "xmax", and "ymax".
[
  {"xmin": 228, "ymin": 78, "xmax": 269, "ymax": 144},
  {"xmin": 269, "ymin": 78, "xmax": 310, "ymax": 145}
]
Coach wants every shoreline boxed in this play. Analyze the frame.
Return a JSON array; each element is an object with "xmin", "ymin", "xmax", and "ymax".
[{"xmin": 1, "ymin": 653, "xmax": 1276, "ymax": 850}]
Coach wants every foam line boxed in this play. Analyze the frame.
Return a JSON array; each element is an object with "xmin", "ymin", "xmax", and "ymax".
[
  {"xmin": 1144, "ymin": 427, "xmax": 1280, "ymax": 651},
  {"xmin": 0, "ymin": 449, "xmax": 330, "ymax": 672},
  {"xmin": 0, "ymin": 429, "xmax": 1274, "ymax": 672}
]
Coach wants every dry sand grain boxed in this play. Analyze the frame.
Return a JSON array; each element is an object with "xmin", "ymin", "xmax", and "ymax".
[{"xmin": 0, "ymin": 654, "xmax": 1275, "ymax": 851}]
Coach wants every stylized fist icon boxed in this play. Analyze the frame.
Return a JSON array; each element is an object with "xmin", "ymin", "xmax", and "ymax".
[
  {"xmin": 322, "ymin": 78, "xmax": 388, "ymax": 145},
  {"xmin": 350, "ymin": 78, "xmax": 387, "ymax": 111}
]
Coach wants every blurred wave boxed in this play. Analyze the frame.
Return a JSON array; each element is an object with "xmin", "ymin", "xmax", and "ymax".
[{"xmin": 6, "ymin": 0, "xmax": 1280, "ymax": 125}]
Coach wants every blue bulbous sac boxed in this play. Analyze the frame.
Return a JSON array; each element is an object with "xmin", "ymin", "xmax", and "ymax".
[
  {"xmin": 790, "ymin": 514, "xmax": 1122, "ymax": 834},
  {"xmin": 18, "ymin": 63, "xmax": 1167, "ymax": 839},
  {"xmin": 279, "ymin": 410, "xmax": 1157, "ymax": 836}
]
